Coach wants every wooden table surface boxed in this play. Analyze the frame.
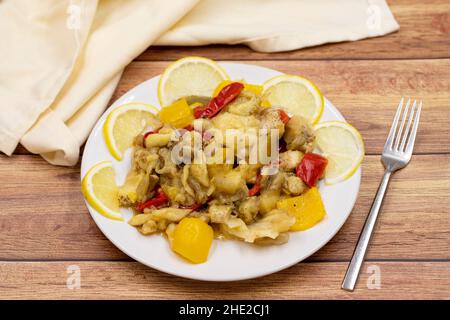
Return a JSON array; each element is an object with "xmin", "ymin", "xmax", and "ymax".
[{"xmin": 1, "ymin": 0, "xmax": 449, "ymax": 299}]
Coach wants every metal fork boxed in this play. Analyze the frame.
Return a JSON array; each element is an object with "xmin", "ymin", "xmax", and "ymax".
[{"xmin": 341, "ymin": 98, "xmax": 422, "ymax": 291}]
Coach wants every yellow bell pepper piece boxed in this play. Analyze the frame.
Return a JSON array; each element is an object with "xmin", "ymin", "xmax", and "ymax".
[
  {"xmin": 213, "ymin": 80, "xmax": 263, "ymax": 96},
  {"xmin": 260, "ymin": 99, "xmax": 272, "ymax": 108},
  {"xmin": 158, "ymin": 98, "xmax": 194, "ymax": 128},
  {"xmin": 172, "ymin": 217, "xmax": 214, "ymax": 264},
  {"xmin": 276, "ymin": 187, "xmax": 326, "ymax": 231},
  {"xmin": 243, "ymin": 83, "xmax": 263, "ymax": 95}
]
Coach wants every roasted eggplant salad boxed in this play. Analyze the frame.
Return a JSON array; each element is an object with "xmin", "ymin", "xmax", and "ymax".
[{"xmin": 82, "ymin": 57, "xmax": 364, "ymax": 263}]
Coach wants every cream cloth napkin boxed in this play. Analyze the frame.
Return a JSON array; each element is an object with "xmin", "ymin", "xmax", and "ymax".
[{"xmin": 0, "ymin": 0, "xmax": 398, "ymax": 166}]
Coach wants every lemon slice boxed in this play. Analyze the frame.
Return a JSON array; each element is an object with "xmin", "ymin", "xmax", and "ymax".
[
  {"xmin": 82, "ymin": 161, "xmax": 122, "ymax": 221},
  {"xmin": 158, "ymin": 56, "xmax": 229, "ymax": 106},
  {"xmin": 262, "ymin": 75, "xmax": 324, "ymax": 123},
  {"xmin": 314, "ymin": 121, "xmax": 364, "ymax": 185},
  {"xmin": 103, "ymin": 103, "xmax": 159, "ymax": 160}
]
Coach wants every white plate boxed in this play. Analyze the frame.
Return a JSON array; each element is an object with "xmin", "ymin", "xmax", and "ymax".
[{"xmin": 81, "ymin": 62, "xmax": 361, "ymax": 281}]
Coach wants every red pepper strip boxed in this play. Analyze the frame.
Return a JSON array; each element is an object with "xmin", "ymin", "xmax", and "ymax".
[
  {"xmin": 296, "ymin": 153, "xmax": 328, "ymax": 187},
  {"xmin": 184, "ymin": 124, "xmax": 194, "ymax": 131},
  {"xmin": 278, "ymin": 109, "xmax": 291, "ymax": 125},
  {"xmin": 194, "ymin": 82, "xmax": 244, "ymax": 119},
  {"xmin": 248, "ymin": 174, "xmax": 262, "ymax": 197},
  {"xmin": 135, "ymin": 189, "xmax": 168, "ymax": 212},
  {"xmin": 193, "ymin": 106, "xmax": 206, "ymax": 119}
]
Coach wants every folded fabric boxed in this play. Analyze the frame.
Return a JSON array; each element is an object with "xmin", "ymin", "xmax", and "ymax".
[
  {"xmin": 0, "ymin": 0, "xmax": 399, "ymax": 166},
  {"xmin": 157, "ymin": 0, "xmax": 399, "ymax": 52}
]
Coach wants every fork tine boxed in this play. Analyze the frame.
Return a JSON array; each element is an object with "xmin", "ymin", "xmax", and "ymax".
[
  {"xmin": 384, "ymin": 97, "xmax": 404, "ymax": 150},
  {"xmin": 399, "ymin": 100, "xmax": 417, "ymax": 152},
  {"xmin": 405, "ymin": 100, "xmax": 422, "ymax": 155},
  {"xmin": 393, "ymin": 98, "xmax": 411, "ymax": 151}
]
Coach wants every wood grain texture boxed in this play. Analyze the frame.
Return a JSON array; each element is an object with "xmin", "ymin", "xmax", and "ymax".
[
  {"xmin": 112, "ymin": 59, "xmax": 450, "ymax": 154},
  {"xmin": 1, "ymin": 154, "xmax": 449, "ymax": 261},
  {"xmin": 137, "ymin": 0, "xmax": 450, "ymax": 61},
  {"xmin": 0, "ymin": 261, "xmax": 449, "ymax": 299}
]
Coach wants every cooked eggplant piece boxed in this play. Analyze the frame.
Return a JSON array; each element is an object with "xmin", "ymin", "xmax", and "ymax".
[
  {"xmin": 238, "ymin": 197, "xmax": 259, "ymax": 224},
  {"xmin": 130, "ymin": 208, "xmax": 191, "ymax": 235},
  {"xmin": 209, "ymin": 204, "xmax": 233, "ymax": 224},
  {"xmin": 118, "ymin": 171, "xmax": 154, "ymax": 206},
  {"xmin": 156, "ymin": 148, "xmax": 178, "ymax": 178},
  {"xmin": 227, "ymin": 90, "xmax": 259, "ymax": 116},
  {"xmin": 132, "ymin": 147, "xmax": 159, "ymax": 173},
  {"xmin": 190, "ymin": 163, "xmax": 210, "ymax": 187},
  {"xmin": 184, "ymin": 95, "xmax": 211, "ymax": 105},
  {"xmin": 259, "ymin": 172, "xmax": 286, "ymax": 214},
  {"xmin": 283, "ymin": 115, "xmax": 315, "ymax": 152},
  {"xmin": 279, "ymin": 150, "xmax": 303, "ymax": 171},
  {"xmin": 260, "ymin": 108, "xmax": 285, "ymax": 136},
  {"xmin": 213, "ymin": 170, "xmax": 245, "ymax": 194},
  {"xmin": 238, "ymin": 163, "xmax": 261, "ymax": 184},
  {"xmin": 282, "ymin": 175, "xmax": 307, "ymax": 196}
]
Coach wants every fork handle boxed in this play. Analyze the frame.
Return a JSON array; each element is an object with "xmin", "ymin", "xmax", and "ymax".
[{"xmin": 341, "ymin": 169, "xmax": 392, "ymax": 291}]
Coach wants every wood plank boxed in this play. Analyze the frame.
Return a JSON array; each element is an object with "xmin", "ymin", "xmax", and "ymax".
[
  {"xmin": 12, "ymin": 58, "xmax": 450, "ymax": 156},
  {"xmin": 137, "ymin": 0, "xmax": 450, "ymax": 61},
  {"xmin": 0, "ymin": 261, "xmax": 448, "ymax": 299},
  {"xmin": 113, "ymin": 59, "xmax": 450, "ymax": 154},
  {"xmin": 1, "ymin": 154, "xmax": 449, "ymax": 261}
]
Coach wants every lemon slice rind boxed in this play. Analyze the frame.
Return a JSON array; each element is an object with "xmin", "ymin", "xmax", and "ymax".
[
  {"xmin": 262, "ymin": 74, "xmax": 324, "ymax": 124},
  {"xmin": 103, "ymin": 102, "xmax": 158, "ymax": 160},
  {"xmin": 158, "ymin": 56, "xmax": 229, "ymax": 106},
  {"xmin": 81, "ymin": 161, "xmax": 123, "ymax": 221},
  {"xmin": 314, "ymin": 121, "xmax": 364, "ymax": 185}
]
